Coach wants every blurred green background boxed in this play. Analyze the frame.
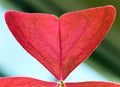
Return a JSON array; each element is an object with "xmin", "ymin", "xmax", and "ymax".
[{"xmin": 0, "ymin": 0, "xmax": 120, "ymax": 83}]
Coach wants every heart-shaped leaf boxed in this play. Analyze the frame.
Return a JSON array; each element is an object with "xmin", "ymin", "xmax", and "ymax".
[
  {"xmin": 0, "ymin": 77, "xmax": 56, "ymax": 87},
  {"xmin": 5, "ymin": 5, "xmax": 116, "ymax": 80},
  {"xmin": 65, "ymin": 81, "xmax": 120, "ymax": 87}
]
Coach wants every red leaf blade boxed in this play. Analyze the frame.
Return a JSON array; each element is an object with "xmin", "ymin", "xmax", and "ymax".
[
  {"xmin": 0, "ymin": 77, "xmax": 56, "ymax": 87},
  {"xmin": 60, "ymin": 5, "xmax": 116, "ymax": 80},
  {"xmin": 65, "ymin": 81, "xmax": 120, "ymax": 87},
  {"xmin": 5, "ymin": 11, "xmax": 61, "ymax": 80},
  {"xmin": 5, "ymin": 5, "xmax": 116, "ymax": 80}
]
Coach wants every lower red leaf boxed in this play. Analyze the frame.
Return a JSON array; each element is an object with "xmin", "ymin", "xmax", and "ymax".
[
  {"xmin": 65, "ymin": 81, "xmax": 120, "ymax": 87},
  {"xmin": 0, "ymin": 77, "xmax": 57, "ymax": 87}
]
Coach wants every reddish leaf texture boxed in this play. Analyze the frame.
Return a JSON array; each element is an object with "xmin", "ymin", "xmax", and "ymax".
[
  {"xmin": 0, "ymin": 5, "xmax": 119, "ymax": 87},
  {"xmin": 5, "ymin": 5, "xmax": 116, "ymax": 80},
  {"xmin": 65, "ymin": 82, "xmax": 120, "ymax": 87},
  {"xmin": 0, "ymin": 77, "xmax": 56, "ymax": 87}
]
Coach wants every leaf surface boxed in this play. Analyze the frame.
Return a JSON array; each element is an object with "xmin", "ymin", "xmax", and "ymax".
[
  {"xmin": 0, "ymin": 77, "xmax": 56, "ymax": 87},
  {"xmin": 59, "ymin": 5, "xmax": 116, "ymax": 80},
  {"xmin": 5, "ymin": 12, "xmax": 61, "ymax": 79},
  {"xmin": 65, "ymin": 81, "xmax": 120, "ymax": 87},
  {"xmin": 5, "ymin": 5, "xmax": 116, "ymax": 80}
]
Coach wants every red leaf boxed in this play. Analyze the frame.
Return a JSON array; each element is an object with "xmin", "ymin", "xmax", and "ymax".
[
  {"xmin": 0, "ymin": 77, "xmax": 56, "ymax": 87},
  {"xmin": 59, "ymin": 5, "xmax": 116, "ymax": 80},
  {"xmin": 5, "ymin": 12, "xmax": 61, "ymax": 80},
  {"xmin": 65, "ymin": 81, "xmax": 120, "ymax": 87},
  {"xmin": 5, "ymin": 5, "xmax": 116, "ymax": 80}
]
